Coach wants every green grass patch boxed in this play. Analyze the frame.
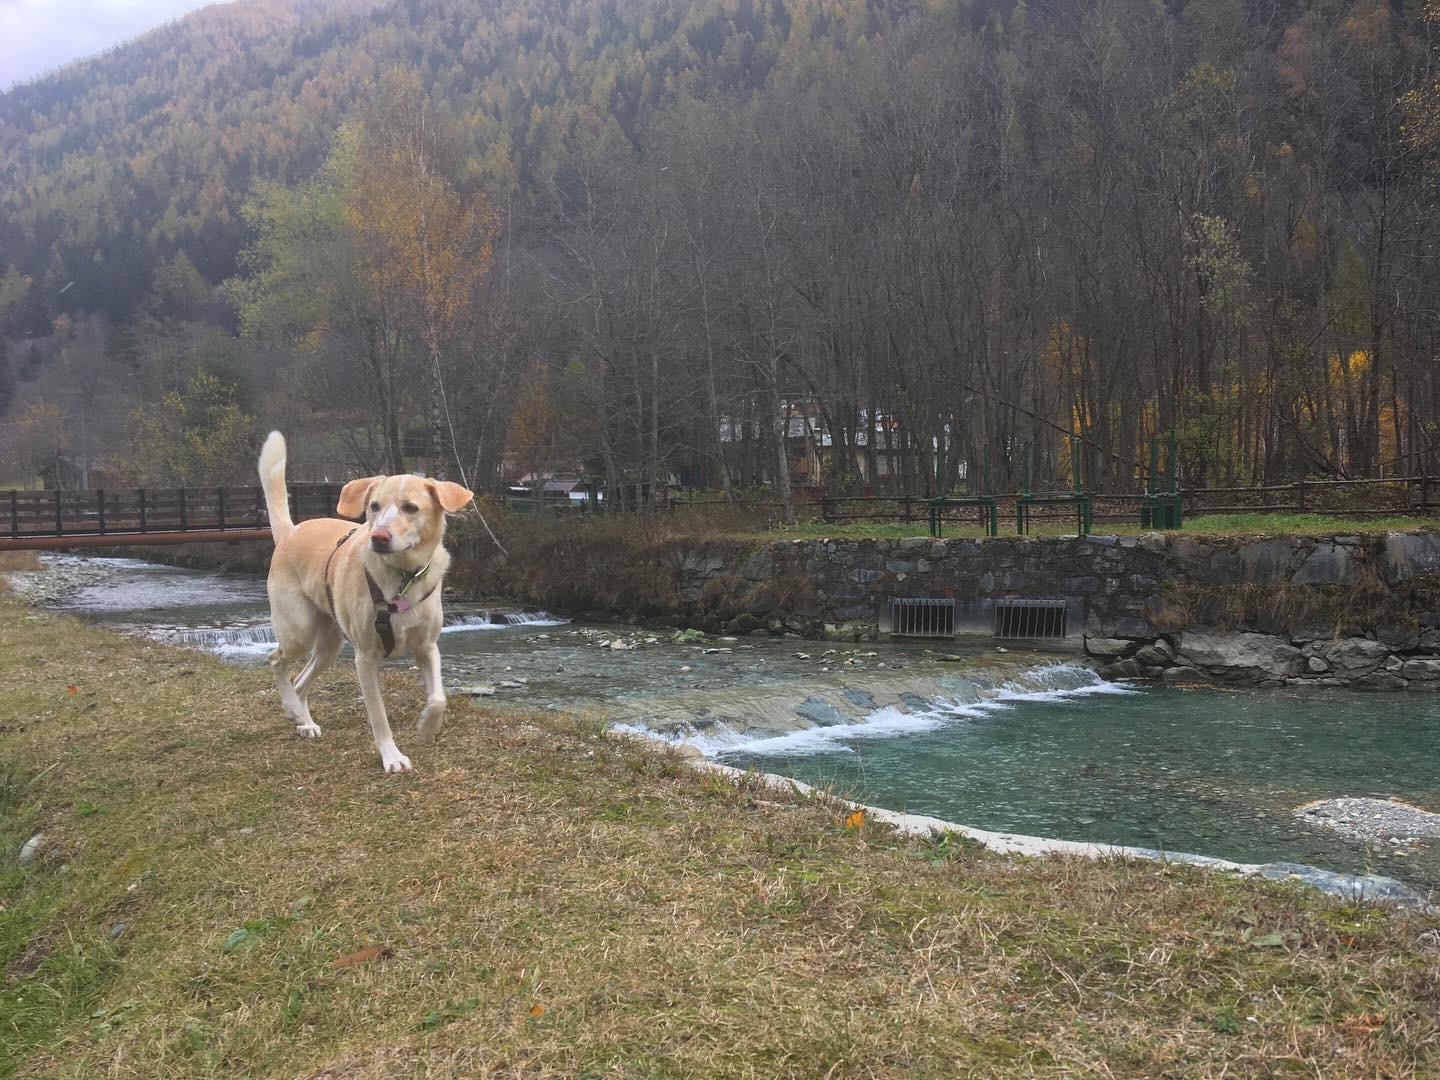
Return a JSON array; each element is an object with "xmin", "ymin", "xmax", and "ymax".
[
  {"xmin": 1175, "ymin": 513, "xmax": 1434, "ymax": 536},
  {"xmin": 742, "ymin": 512, "xmax": 1436, "ymax": 542},
  {"xmin": 1, "ymin": 603, "xmax": 1437, "ymax": 1076}
]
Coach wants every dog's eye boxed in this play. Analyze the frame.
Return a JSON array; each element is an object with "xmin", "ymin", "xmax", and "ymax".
[
  {"xmin": 401, "ymin": 502, "xmax": 419, "ymax": 514},
  {"xmin": 369, "ymin": 501, "xmax": 380, "ymax": 513}
]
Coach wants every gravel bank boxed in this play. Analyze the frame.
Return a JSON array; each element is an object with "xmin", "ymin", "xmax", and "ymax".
[
  {"xmin": 4, "ymin": 554, "xmax": 117, "ymax": 606},
  {"xmin": 1297, "ymin": 796, "xmax": 1440, "ymax": 845}
]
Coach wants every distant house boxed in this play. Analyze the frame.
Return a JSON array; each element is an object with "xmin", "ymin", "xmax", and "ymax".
[
  {"xmin": 719, "ymin": 402, "xmax": 957, "ymax": 490},
  {"xmin": 513, "ymin": 475, "xmax": 603, "ymax": 505}
]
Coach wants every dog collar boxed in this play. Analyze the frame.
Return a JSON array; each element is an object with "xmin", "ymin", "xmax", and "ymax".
[{"xmin": 391, "ymin": 562, "xmax": 431, "ymax": 608}]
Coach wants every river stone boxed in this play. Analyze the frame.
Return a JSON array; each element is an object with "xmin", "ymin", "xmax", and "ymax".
[
  {"xmin": 795, "ymin": 696, "xmax": 846, "ymax": 726},
  {"xmin": 1355, "ymin": 672, "xmax": 1407, "ymax": 691},
  {"xmin": 1098, "ymin": 659, "xmax": 1143, "ymax": 680},
  {"xmin": 1306, "ymin": 656, "xmax": 1329, "ymax": 674},
  {"xmin": 842, "ymin": 688, "xmax": 877, "ymax": 709},
  {"xmin": 18, "ymin": 835, "xmax": 49, "ymax": 869},
  {"xmin": 1084, "ymin": 637, "xmax": 1135, "ymax": 659},
  {"xmin": 1175, "ymin": 630, "xmax": 1303, "ymax": 677},
  {"xmin": 1321, "ymin": 637, "xmax": 1392, "ymax": 673},
  {"xmin": 18, "ymin": 833, "xmax": 44, "ymax": 865},
  {"xmin": 1134, "ymin": 640, "xmax": 1175, "ymax": 666},
  {"xmin": 1402, "ymin": 658, "xmax": 1440, "ymax": 680}
]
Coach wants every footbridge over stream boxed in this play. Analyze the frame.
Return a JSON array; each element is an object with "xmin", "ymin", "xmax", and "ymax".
[{"xmin": 0, "ymin": 484, "xmax": 345, "ymax": 550}]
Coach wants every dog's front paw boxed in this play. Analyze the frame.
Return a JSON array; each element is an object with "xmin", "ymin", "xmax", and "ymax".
[
  {"xmin": 380, "ymin": 745, "xmax": 413, "ymax": 773},
  {"xmin": 295, "ymin": 721, "xmax": 322, "ymax": 738}
]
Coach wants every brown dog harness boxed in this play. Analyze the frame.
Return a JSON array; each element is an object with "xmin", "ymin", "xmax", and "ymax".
[{"xmin": 324, "ymin": 528, "xmax": 437, "ymax": 656}]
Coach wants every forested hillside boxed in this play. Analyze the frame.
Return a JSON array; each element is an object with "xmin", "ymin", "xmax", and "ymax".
[{"xmin": 1, "ymin": 0, "xmax": 1438, "ymax": 513}]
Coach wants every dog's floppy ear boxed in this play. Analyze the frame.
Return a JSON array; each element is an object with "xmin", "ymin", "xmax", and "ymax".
[
  {"xmin": 427, "ymin": 480, "xmax": 474, "ymax": 513},
  {"xmin": 337, "ymin": 476, "xmax": 385, "ymax": 518}
]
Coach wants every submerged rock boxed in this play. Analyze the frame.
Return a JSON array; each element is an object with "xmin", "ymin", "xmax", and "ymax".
[{"xmin": 794, "ymin": 696, "xmax": 847, "ymax": 726}]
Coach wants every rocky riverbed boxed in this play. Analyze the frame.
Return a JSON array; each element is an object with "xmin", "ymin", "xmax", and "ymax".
[
  {"xmin": 1298, "ymin": 796, "xmax": 1440, "ymax": 845},
  {"xmin": 4, "ymin": 554, "xmax": 121, "ymax": 605}
]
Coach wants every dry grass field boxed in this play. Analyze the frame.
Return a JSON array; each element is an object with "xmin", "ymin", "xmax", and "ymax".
[{"xmin": 1, "ymin": 603, "xmax": 1437, "ymax": 1077}]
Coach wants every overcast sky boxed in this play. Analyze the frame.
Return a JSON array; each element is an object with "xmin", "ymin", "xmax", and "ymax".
[{"xmin": 0, "ymin": 0, "xmax": 213, "ymax": 89}]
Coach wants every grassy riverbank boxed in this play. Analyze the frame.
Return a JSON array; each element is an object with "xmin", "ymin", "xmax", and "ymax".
[
  {"xmin": 2, "ymin": 605, "xmax": 1439, "ymax": 1077},
  {"xmin": 751, "ymin": 512, "xmax": 1436, "ymax": 541}
]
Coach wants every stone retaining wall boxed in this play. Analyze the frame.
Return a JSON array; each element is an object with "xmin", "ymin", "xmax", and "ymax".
[{"xmin": 666, "ymin": 530, "xmax": 1440, "ymax": 689}]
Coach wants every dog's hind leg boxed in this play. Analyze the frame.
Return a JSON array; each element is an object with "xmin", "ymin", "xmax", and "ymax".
[
  {"xmin": 293, "ymin": 620, "xmax": 343, "ymax": 706},
  {"xmin": 414, "ymin": 641, "xmax": 447, "ymax": 742},
  {"xmin": 268, "ymin": 604, "xmax": 325, "ymax": 738},
  {"xmin": 269, "ymin": 645, "xmax": 321, "ymax": 738}
]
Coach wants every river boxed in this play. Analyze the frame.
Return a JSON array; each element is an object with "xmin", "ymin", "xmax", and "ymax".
[{"xmin": 31, "ymin": 553, "xmax": 1440, "ymax": 897}]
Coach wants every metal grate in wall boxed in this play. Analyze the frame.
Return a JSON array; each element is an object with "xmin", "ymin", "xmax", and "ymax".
[
  {"xmin": 993, "ymin": 598, "xmax": 1069, "ymax": 639},
  {"xmin": 890, "ymin": 597, "xmax": 956, "ymax": 638}
]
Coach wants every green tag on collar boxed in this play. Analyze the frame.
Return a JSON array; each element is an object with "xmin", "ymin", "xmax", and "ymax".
[{"xmin": 396, "ymin": 562, "xmax": 431, "ymax": 598}]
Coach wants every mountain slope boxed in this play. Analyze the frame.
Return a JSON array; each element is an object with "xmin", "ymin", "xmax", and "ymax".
[{"xmin": 0, "ymin": 0, "xmax": 887, "ymax": 328}]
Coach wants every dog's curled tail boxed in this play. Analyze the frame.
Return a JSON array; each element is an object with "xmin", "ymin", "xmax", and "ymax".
[{"xmin": 258, "ymin": 430, "xmax": 294, "ymax": 542}]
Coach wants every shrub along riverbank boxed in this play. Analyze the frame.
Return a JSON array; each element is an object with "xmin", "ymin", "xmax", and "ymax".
[{"xmin": 2, "ymin": 603, "xmax": 1439, "ymax": 1076}]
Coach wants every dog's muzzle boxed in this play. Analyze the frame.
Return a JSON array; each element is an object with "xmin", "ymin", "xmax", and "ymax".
[{"xmin": 370, "ymin": 527, "xmax": 393, "ymax": 552}]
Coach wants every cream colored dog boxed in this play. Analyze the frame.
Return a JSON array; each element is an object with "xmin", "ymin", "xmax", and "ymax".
[{"xmin": 258, "ymin": 431, "xmax": 474, "ymax": 772}]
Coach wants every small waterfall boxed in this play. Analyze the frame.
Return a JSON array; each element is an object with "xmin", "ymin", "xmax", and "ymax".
[
  {"xmin": 144, "ymin": 622, "xmax": 277, "ymax": 657},
  {"xmin": 143, "ymin": 610, "xmax": 566, "ymax": 654},
  {"xmin": 616, "ymin": 661, "xmax": 1138, "ymax": 759},
  {"xmin": 442, "ymin": 610, "xmax": 566, "ymax": 631},
  {"xmin": 995, "ymin": 661, "xmax": 1112, "ymax": 696}
]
